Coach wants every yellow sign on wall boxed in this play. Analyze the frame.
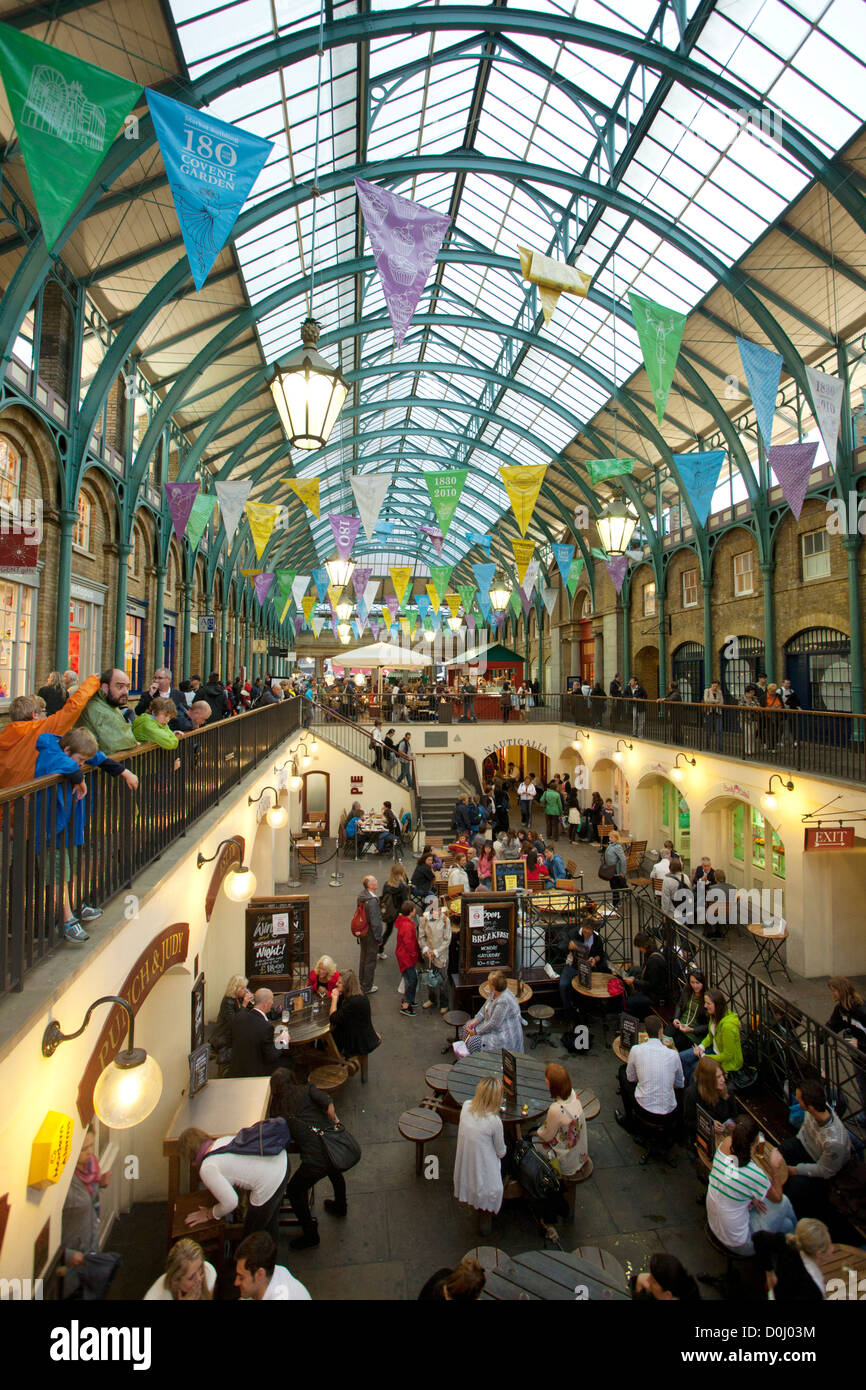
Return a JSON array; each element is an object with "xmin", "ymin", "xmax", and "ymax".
[{"xmin": 28, "ymin": 1110, "xmax": 74, "ymax": 1189}]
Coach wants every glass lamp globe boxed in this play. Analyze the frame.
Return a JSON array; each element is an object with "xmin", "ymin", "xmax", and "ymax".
[
  {"xmin": 489, "ymin": 584, "xmax": 511, "ymax": 611},
  {"xmin": 763, "ymin": 792, "xmax": 777, "ymax": 810},
  {"xmin": 335, "ymin": 602, "xmax": 353, "ymax": 622},
  {"xmin": 423, "ymin": 628, "xmax": 436, "ymax": 642},
  {"xmin": 596, "ymin": 495, "xmax": 639, "ymax": 556},
  {"xmin": 338, "ymin": 623, "xmax": 352, "ymax": 643},
  {"xmin": 224, "ymin": 865, "xmax": 257, "ymax": 902},
  {"xmin": 447, "ymin": 617, "xmax": 463, "ymax": 633},
  {"xmin": 267, "ymin": 804, "xmax": 288, "ymax": 829},
  {"xmin": 572, "ymin": 738, "xmax": 582, "ymax": 751},
  {"xmin": 92, "ymin": 1051, "xmax": 163, "ymax": 1130},
  {"xmin": 613, "ymin": 750, "xmax": 623, "ymax": 762},
  {"xmin": 671, "ymin": 767, "xmax": 682, "ymax": 782},
  {"xmin": 309, "ymin": 738, "xmax": 319, "ymax": 753},
  {"xmin": 269, "ymin": 319, "xmax": 347, "ymax": 450},
  {"xmin": 327, "ymin": 559, "xmax": 356, "ymax": 589},
  {"xmin": 289, "ymin": 774, "xmax": 303, "ymax": 792},
  {"xmin": 301, "ymin": 754, "xmax": 311, "ymax": 768}
]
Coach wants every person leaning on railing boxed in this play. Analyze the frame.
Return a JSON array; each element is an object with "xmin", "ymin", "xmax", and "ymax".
[{"xmin": 0, "ymin": 673, "xmax": 101, "ymax": 790}]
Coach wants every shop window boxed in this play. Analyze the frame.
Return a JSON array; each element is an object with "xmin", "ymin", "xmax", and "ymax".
[
  {"xmin": 682, "ymin": 568, "xmax": 699, "ymax": 608},
  {"xmin": 124, "ymin": 613, "xmax": 144, "ymax": 694},
  {"xmin": 801, "ymin": 529, "xmax": 830, "ymax": 581},
  {"xmin": 771, "ymin": 828, "xmax": 785, "ymax": 879},
  {"xmin": 731, "ymin": 803, "xmax": 744, "ymax": 862},
  {"xmin": 73, "ymin": 493, "xmax": 92, "ymax": 551},
  {"xmin": 751, "ymin": 806, "xmax": 765, "ymax": 870},
  {"xmin": 643, "ymin": 582, "xmax": 656, "ymax": 617},
  {"xmin": 0, "ymin": 437, "xmax": 21, "ymax": 505},
  {"xmin": 733, "ymin": 551, "xmax": 754, "ymax": 596},
  {"xmin": 0, "ymin": 581, "xmax": 33, "ymax": 698},
  {"xmin": 661, "ymin": 781, "xmax": 670, "ymax": 828}
]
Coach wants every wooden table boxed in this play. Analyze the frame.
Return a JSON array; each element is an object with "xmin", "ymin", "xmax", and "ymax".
[
  {"xmin": 611, "ymin": 1024, "xmax": 676, "ymax": 1065},
  {"xmin": 572, "ymin": 970, "xmax": 615, "ymax": 999},
  {"xmin": 295, "ymin": 837, "xmax": 321, "ymax": 878},
  {"xmin": 163, "ymin": 1077, "xmax": 271, "ymax": 1240},
  {"xmin": 817, "ymin": 1243, "xmax": 866, "ymax": 1295},
  {"xmin": 279, "ymin": 1003, "xmax": 343, "ymax": 1062},
  {"xmin": 747, "ymin": 923, "xmax": 791, "ymax": 982},
  {"xmin": 479, "ymin": 978, "xmax": 533, "ymax": 1006},
  {"xmin": 446, "ymin": 1052, "xmax": 550, "ymax": 1135},
  {"xmin": 355, "ymin": 822, "xmax": 386, "ymax": 858},
  {"xmin": 479, "ymin": 1247, "xmax": 630, "ymax": 1300}
]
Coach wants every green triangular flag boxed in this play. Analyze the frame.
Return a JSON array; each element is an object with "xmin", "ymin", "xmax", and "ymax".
[
  {"xmin": 0, "ymin": 25, "xmax": 143, "ymax": 249},
  {"xmin": 423, "ymin": 469, "xmax": 468, "ymax": 536},
  {"xmin": 184, "ymin": 492, "xmax": 214, "ymax": 551},
  {"xmin": 628, "ymin": 291, "xmax": 687, "ymax": 424},
  {"xmin": 457, "ymin": 584, "xmax": 476, "ymax": 614},
  {"xmin": 508, "ymin": 590, "xmax": 522, "ymax": 618},
  {"xmin": 566, "ymin": 557, "xmax": 584, "ymax": 596},
  {"xmin": 429, "ymin": 563, "xmax": 453, "ymax": 595},
  {"xmin": 586, "ymin": 457, "xmax": 635, "ymax": 486},
  {"xmin": 275, "ymin": 569, "xmax": 296, "ymax": 605}
]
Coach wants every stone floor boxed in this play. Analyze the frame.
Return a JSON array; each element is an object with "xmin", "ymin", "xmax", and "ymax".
[{"xmin": 106, "ymin": 806, "xmax": 863, "ymax": 1300}]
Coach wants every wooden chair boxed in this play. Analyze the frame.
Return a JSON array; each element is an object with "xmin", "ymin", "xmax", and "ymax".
[
  {"xmin": 625, "ymin": 839, "xmax": 647, "ymax": 873},
  {"xmin": 565, "ymin": 858, "xmax": 579, "ymax": 877},
  {"xmin": 308, "ymin": 1062, "xmax": 350, "ymax": 1095},
  {"xmin": 555, "ymin": 878, "xmax": 579, "ymax": 891}
]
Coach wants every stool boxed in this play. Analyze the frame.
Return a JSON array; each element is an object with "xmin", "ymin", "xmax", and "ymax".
[
  {"xmin": 441, "ymin": 1009, "xmax": 469, "ymax": 1055},
  {"xmin": 425, "ymin": 1063, "xmax": 453, "ymax": 1094},
  {"xmin": 346, "ymin": 1054, "xmax": 369, "ymax": 1083},
  {"xmin": 308, "ymin": 1062, "xmax": 350, "ymax": 1095},
  {"xmin": 698, "ymin": 1221, "xmax": 756, "ymax": 1298},
  {"xmin": 632, "ymin": 1111, "xmax": 677, "ymax": 1167},
  {"xmin": 527, "ymin": 1004, "xmax": 556, "ymax": 1049},
  {"xmin": 398, "ymin": 1106, "xmax": 444, "ymax": 1175},
  {"xmin": 562, "ymin": 1157, "xmax": 594, "ymax": 1219}
]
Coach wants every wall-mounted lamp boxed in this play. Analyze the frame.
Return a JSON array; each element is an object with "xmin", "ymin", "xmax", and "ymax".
[
  {"xmin": 42, "ymin": 997, "xmax": 163, "ymax": 1129},
  {"xmin": 196, "ymin": 840, "xmax": 258, "ymax": 902},
  {"xmin": 763, "ymin": 775, "xmax": 794, "ymax": 810},
  {"xmin": 670, "ymin": 753, "xmax": 696, "ymax": 782},
  {"xmin": 613, "ymin": 738, "xmax": 633, "ymax": 762},
  {"xmin": 572, "ymin": 729, "xmax": 590, "ymax": 751},
  {"xmin": 248, "ymin": 785, "xmax": 288, "ymax": 829}
]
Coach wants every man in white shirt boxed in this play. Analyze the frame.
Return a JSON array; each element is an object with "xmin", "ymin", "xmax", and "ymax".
[
  {"xmin": 649, "ymin": 841, "xmax": 675, "ymax": 894},
  {"xmin": 370, "ymin": 720, "xmax": 384, "ymax": 772},
  {"xmin": 615, "ymin": 1015, "xmax": 683, "ymax": 1137},
  {"xmin": 517, "ymin": 776, "xmax": 536, "ymax": 827},
  {"xmin": 234, "ymin": 1232, "xmax": 311, "ymax": 1301}
]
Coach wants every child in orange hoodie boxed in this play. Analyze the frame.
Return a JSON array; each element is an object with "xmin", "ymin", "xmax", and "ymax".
[{"xmin": 0, "ymin": 674, "xmax": 100, "ymax": 791}]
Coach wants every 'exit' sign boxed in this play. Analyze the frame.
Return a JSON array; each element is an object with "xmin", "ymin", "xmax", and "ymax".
[{"xmin": 804, "ymin": 827, "xmax": 855, "ymax": 851}]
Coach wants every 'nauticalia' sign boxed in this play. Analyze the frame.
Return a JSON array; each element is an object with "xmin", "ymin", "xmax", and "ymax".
[
  {"xmin": 77, "ymin": 923, "xmax": 189, "ymax": 1123},
  {"xmin": 482, "ymin": 738, "xmax": 549, "ymax": 756},
  {"xmin": 804, "ymin": 827, "xmax": 855, "ymax": 851}
]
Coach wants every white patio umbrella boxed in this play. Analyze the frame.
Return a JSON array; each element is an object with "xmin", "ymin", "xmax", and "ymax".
[{"xmin": 340, "ymin": 640, "xmax": 432, "ymax": 668}]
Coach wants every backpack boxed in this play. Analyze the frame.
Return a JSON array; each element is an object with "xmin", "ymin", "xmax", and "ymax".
[
  {"xmin": 218, "ymin": 1118, "xmax": 290, "ymax": 1157},
  {"xmin": 351, "ymin": 898, "xmax": 369, "ymax": 938}
]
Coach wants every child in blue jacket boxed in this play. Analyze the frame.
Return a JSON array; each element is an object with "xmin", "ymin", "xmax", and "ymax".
[{"xmin": 35, "ymin": 726, "xmax": 138, "ymax": 943}]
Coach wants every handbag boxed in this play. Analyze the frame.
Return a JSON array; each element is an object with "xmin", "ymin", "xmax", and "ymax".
[
  {"xmin": 421, "ymin": 965, "xmax": 443, "ymax": 989},
  {"xmin": 78, "ymin": 1250, "xmax": 123, "ymax": 1300},
  {"xmin": 509, "ymin": 1137, "xmax": 561, "ymax": 1200},
  {"xmin": 310, "ymin": 1121, "xmax": 362, "ymax": 1173},
  {"xmin": 598, "ymin": 861, "xmax": 616, "ymax": 881}
]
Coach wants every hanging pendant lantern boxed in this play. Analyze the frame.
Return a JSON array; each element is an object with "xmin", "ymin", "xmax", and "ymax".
[
  {"xmin": 595, "ymin": 492, "xmax": 639, "ymax": 557},
  {"xmin": 270, "ymin": 319, "xmax": 348, "ymax": 451}
]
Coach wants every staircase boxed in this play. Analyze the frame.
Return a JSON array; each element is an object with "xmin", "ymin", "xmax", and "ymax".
[{"xmin": 418, "ymin": 786, "xmax": 467, "ymax": 837}]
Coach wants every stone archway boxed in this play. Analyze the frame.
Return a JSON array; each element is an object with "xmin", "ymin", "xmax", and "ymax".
[
  {"xmin": 634, "ymin": 771, "xmax": 691, "ymax": 866},
  {"xmin": 633, "ymin": 645, "xmax": 659, "ymax": 698}
]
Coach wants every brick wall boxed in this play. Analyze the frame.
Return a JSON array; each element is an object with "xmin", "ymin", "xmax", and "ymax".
[{"xmin": 37, "ymin": 280, "xmax": 73, "ymax": 402}]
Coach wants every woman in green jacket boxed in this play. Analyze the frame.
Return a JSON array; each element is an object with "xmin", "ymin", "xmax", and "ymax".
[
  {"xmin": 694, "ymin": 987, "xmax": 743, "ymax": 1075},
  {"xmin": 132, "ymin": 696, "xmax": 181, "ymax": 769}
]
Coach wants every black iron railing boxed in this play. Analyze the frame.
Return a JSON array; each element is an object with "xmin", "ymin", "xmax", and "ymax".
[
  {"xmin": 1, "ymin": 698, "xmax": 301, "ymax": 996},
  {"xmin": 307, "ymin": 701, "xmax": 420, "ymax": 831}
]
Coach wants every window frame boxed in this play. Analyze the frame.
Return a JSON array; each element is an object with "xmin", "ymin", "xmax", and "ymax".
[
  {"xmin": 72, "ymin": 492, "xmax": 93, "ymax": 554},
  {"xmin": 643, "ymin": 581, "xmax": 657, "ymax": 617},
  {"xmin": 681, "ymin": 567, "xmax": 699, "ymax": 609},
  {"xmin": 801, "ymin": 528, "xmax": 830, "ymax": 582},
  {"xmin": 733, "ymin": 550, "xmax": 754, "ymax": 597}
]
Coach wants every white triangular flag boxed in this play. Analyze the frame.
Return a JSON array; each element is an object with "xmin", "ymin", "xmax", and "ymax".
[
  {"xmin": 542, "ymin": 585, "xmax": 557, "ymax": 617},
  {"xmin": 311, "ymin": 614, "xmax": 326, "ymax": 639},
  {"xmin": 291, "ymin": 573, "xmax": 311, "ymax": 608},
  {"xmin": 350, "ymin": 472, "xmax": 392, "ymax": 541},
  {"xmin": 523, "ymin": 558, "xmax": 540, "ymax": 599},
  {"xmin": 363, "ymin": 578, "xmax": 380, "ymax": 610},
  {"xmin": 805, "ymin": 365, "xmax": 845, "ymax": 470},
  {"xmin": 215, "ymin": 479, "xmax": 252, "ymax": 544}
]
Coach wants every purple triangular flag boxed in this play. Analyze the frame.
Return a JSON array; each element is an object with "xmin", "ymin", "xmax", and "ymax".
[
  {"xmin": 369, "ymin": 618, "xmax": 381, "ymax": 639},
  {"xmin": 328, "ymin": 513, "xmax": 361, "ymax": 560},
  {"xmin": 605, "ymin": 555, "xmax": 629, "ymax": 593},
  {"xmin": 769, "ymin": 442, "xmax": 819, "ymax": 519},
  {"xmin": 355, "ymin": 177, "xmax": 451, "ymax": 348},
  {"xmin": 385, "ymin": 595, "xmax": 399, "ymax": 619},
  {"xmin": 494, "ymin": 611, "xmax": 506, "ymax": 634},
  {"xmin": 352, "ymin": 566, "xmax": 373, "ymax": 599},
  {"xmin": 294, "ymin": 614, "xmax": 304, "ymax": 635},
  {"xmin": 164, "ymin": 481, "xmax": 199, "ymax": 544},
  {"xmin": 254, "ymin": 572, "xmax": 275, "ymax": 606},
  {"xmin": 519, "ymin": 586, "xmax": 531, "ymax": 618},
  {"xmin": 466, "ymin": 613, "xmax": 476, "ymax": 633},
  {"xmin": 419, "ymin": 524, "xmax": 444, "ymax": 557}
]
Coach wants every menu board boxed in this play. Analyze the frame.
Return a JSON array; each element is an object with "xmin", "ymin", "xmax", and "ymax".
[
  {"xmin": 461, "ymin": 894, "xmax": 516, "ymax": 977},
  {"xmin": 502, "ymin": 1049, "xmax": 517, "ymax": 1103},
  {"xmin": 190, "ymin": 972, "xmax": 205, "ymax": 1052},
  {"xmin": 188, "ymin": 1043, "xmax": 209, "ymax": 1098},
  {"xmin": 619, "ymin": 1012, "xmax": 640, "ymax": 1050},
  {"xmin": 492, "ymin": 857, "xmax": 527, "ymax": 893},
  {"xmin": 245, "ymin": 896, "xmax": 310, "ymax": 990},
  {"xmin": 695, "ymin": 1105, "xmax": 716, "ymax": 1161},
  {"xmin": 577, "ymin": 956, "xmax": 593, "ymax": 990}
]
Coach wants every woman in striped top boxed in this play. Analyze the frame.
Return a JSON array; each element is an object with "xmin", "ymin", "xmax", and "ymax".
[{"xmin": 707, "ymin": 1116, "xmax": 793, "ymax": 1256}]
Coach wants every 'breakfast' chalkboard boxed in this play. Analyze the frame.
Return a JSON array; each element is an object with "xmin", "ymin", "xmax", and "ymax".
[
  {"xmin": 461, "ymin": 894, "xmax": 516, "ymax": 977},
  {"xmin": 245, "ymin": 896, "xmax": 311, "ymax": 990}
]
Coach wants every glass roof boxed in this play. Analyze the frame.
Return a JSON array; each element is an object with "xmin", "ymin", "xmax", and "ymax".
[{"xmin": 167, "ymin": 0, "xmax": 866, "ymax": 575}]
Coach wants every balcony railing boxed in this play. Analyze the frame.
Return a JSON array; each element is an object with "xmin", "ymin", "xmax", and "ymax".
[
  {"xmin": 1, "ymin": 698, "xmax": 301, "ymax": 997},
  {"xmin": 307, "ymin": 701, "xmax": 420, "ymax": 831}
]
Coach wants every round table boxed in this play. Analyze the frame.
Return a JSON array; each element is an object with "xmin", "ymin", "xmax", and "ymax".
[
  {"xmin": 446, "ymin": 1052, "xmax": 550, "ymax": 1132},
  {"xmin": 572, "ymin": 970, "xmax": 615, "ymax": 999},
  {"xmin": 280, "ymin": 1006, "xmax": 335, "ymax": 1051},
  {"xmin": 479, "ymin": 1247, "xmax": 630, "ymax": 1301},
  {"xmin": 611, "ymin": 1024, "xmax": 676, "ymax": 1064},
  {"xmin": 817, "ymin": 1243, "xmax": 866, "ymax": 1294},
  {"xmin": 747, "ymin": 923, "xmax": 791, "ymax": 982},
  {"xmin": 479, "ymin": 979, "xmax": 533, "ymax": 1006}
]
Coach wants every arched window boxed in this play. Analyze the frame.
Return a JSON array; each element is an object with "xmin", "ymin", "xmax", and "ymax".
[
  {"xmin": 720, "ymin": 636, "xmax": 764, "ymax": 703},
  {"xmin": 671, "ymin": 642, "xmax": 704, "ymax": 704},
  {"xmin": 73, "ymin": 492, "xmax": 92, "ymax": 551},
  {"xmin": 783, "ymin": 628, "xmax": 851, "ymax": 711},
  {"xmin": 0, "ymin": 436, "xmax": 21, "ymax": 504}
]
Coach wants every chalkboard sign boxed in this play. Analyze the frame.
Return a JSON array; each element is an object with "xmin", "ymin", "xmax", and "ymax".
[
  {"xmin": 577, "ymin": 956, "xmax": 592, "ymax": 990},
  {"xmin": 492, "ymin": 857, "xmax": 526, "ymax": 893},
  {"xmin": 502, "ymin": 1049, "xmax": 517, "ymax": 1103},
  {"xmin": 461, "ymin": 894, "xmax": 516, "ymax": 977},
  {"xmin": 619, "ymin": 1012, "xmax": 640, "ymax": 1050},
  {"xmin": 245, "ymin": 896, "xmax": 311, "ymax": 991},
  {"xmin": 190, "ymin": 972, "xmax": 205, "ymax": 1052},
  {"xmin": 695, "ymin": 1105, "xmax": 716, "ymax": 1161},
  {"xmin": 188, "ymin": 1043, "xmax": 209, "ymax": 1098}
]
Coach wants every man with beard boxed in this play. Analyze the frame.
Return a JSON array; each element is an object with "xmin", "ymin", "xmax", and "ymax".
[{"xmin": 75, "ymin": 668, "xmax": 143, "ymax": 754}]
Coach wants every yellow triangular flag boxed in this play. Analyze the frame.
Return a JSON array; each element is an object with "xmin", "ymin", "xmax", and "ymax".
[
  {"xmin": 390, "ymin": 566, "xmax": 412, "ymax": 606},
  {"xmin": 284, "ymin": 477, "xmax": 321, "ymax": 518},
  {"xmin": 426, "ymin": 585, "xmax": 440, "ymax": 613},
  {"xmin": 510, "ymin": 537, "xmax": 535, "ymax": 586},
  {"xmin": 280, "ymin": 597, "xmax": 291, "ymax": 623},
  {"xmin": 518, "ymin": 244, "xmax": 590, "ymax": 326},
  {"xmin": 538, "ymin": 286, "xmax": 560, "ymax": 324},
  {"xmin": 444, "ymin": 593, "xmax": 461, "ymax": 618},
  {"xmin": 302, "ymin": 594, "xmax": 317, "ymax": 623},
  {"xmin": 245, "ymin": 501, "xmax": 281, "ymax": 560},
  {"xmin": 327, "ymin": 584, "xmax": 343, "ymax": 610},
  {"xmin": 381, "ymin": 607, "xmax": 393, "ymax": 629},
  {"xmin": 399, "ymin": 616, "xmax": 410, "ymax": 637},
  {"xmin": 500, "ymin": 465, "xmax": 547, "ymax": 536},
  {"xmin": 241, "ymin": 568, "xmax": 263, "ymax": 578}
]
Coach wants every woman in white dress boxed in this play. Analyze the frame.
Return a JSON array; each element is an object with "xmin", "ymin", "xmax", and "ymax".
[{"xmin": 453, "ymin": 1078, "xmax": 507, "ymax": 1235}]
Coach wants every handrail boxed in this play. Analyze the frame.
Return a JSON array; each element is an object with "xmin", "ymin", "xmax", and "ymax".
[{"xmin": 306, "ymin": 700, "xmax": 421, "ymax": 832}]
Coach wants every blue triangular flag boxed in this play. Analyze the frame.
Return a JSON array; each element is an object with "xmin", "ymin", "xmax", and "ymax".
[
  {"xmin": 671, "ymin": 450, "xmax": 726, "ymax": 527},
  {"xmin": 737, "ymin": 337, "xmax": 783, "ymax": 454},
  {"xmin": 467, "ymin": 531, "xmax": 492, "ymax": 556},
  {"xmin": 476, "ymin": 590, "xmax": 491, "ymax": 623},
  {"xmin": 472, "ymin": 562, "xmax": 497, "ymax": 600},
  {"xmin": 416, "ymin": 593, "xmax": 430, "ymax": 622},
  {"xmin": 551, "ymin": 542, "xmax": 574, "ymax": 588},
  {"xmin": 313, "ymin": 567, "xmax": 330, "ymax": 602}
]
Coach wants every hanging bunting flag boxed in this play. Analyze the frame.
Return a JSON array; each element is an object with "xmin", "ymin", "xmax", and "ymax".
[
  {"xmin": 356, "ymin": 598, "xmax": 369, "ymax": 629},
  {"xmin": 328, "ymin": 513, "xmax": 361, "ymax": 560},
  {"xmin": 399, "ymin": 616, "xmax": 411, "ymax": 638},
  {"xmin": 467, "ymin": 531, "xmax": 493, "ymax": 556},
  {"xmin": 494, "ymin": 611, "xmax": 506, "ymax": 634},
  {"xmin": 466, "ymin": 613, "xmax": 476, "ymax": 634},
  {"xmin": 326, "ymin": 584, "xmax": 343, "ymax": 612},
  {"xmin": 0, "ymin": 26, "xmax": 143, "ymax": 251},
  {"xmin": 246, "ymin": 501, "xmax": 280, "ymax": 560},
  {"xmin": 253, "ymin": 572, "xmax": 275, "ymax": 606},
  {"xmin": 423, "ymin": 469, "xmax": 468, "ymax": 536},
  {"xmin": 429, "ymin": 608, "xmax": 441, "ymax": 634},
  {"xmin": 146, "ymin": 89, "xmax": 273, "ymax": 291},
  {"xmin": 805, "ymin": 365, "xmax": 845, "ymax": 470},
  {"xmin": 389, "ymin": 566, "xmax": 412, "ymax": 606},
  {"xmin": 518, "ymin": 244, "xmax": 591, "ymax": 324},
  {"xmin": 426, "ymin": 584, "xmax": 441, "ymax": 614},
  {"xmin": 508, "ymin": 590, "xmax": 523, "ymax": 619},
  {"xmin": 241, "ymin": 567, "xmax": 262, "ymax": 579},
  {"xmin": 214, "ymin": 479, "xmax": 251, "ymax": 546},
  {"xmin": 542, "ymin": 585, "xmax": 558, "ymax": 617},
  {"xmin": 457, "ymin": 584, "xmax": 476, "ymax": 615},
  {"xmin": 499, "ymin": 465, "xmax": 547, "ymax": 536},
  {"xmin": 551, "ymin": 543, "xmax": 575, "ymax": 588},
  {"xmin": 444, "ymin": 594, "xmax": 461, "ymax": 619},
  {"xmin": 416, "ymin": 594, "xmax": 431, "ymax": 623},
  {"xmin": 523, "ymin": 558, "xmax": 540, "ymax": 600},
  {"xmin": 312, "ymin": 567, "xmax": 329, "ymax": 602},
  {"xmin": 311, "ymin": 613, "xmax": 326, "ymax": 639},
  {"xmin": 510, "ymin": 537, "xmax": 535, "ymax": 587},
  {"xmin": 384, "ymin": 595, "xmax": 400, "ymax": 620},
  {"xmin": 291, "ymin": 573, "xmax": 310, "ymax": 608},
  {"xmin": 363, "ymin": 578, "xmax": 380, "ymax": 612},
  {"xmin": 368, "ymin": 617, "xmax": 381, "ymax": 640},
  {"xmin": 736, "ymin": 337, "xmax": 783, "ymax": 454},
  {"xmin": 284, "ymin": 477, "xmax": 321, "ymax": 518},
  {"xmin": 351, "ymin": 619, "xmax": 361, "ymax": 639},
  {"xmin": 350, "ymin": 472, "xmax": 393, "ymax": 541},
  {"xmin": 290, "ymin": 612, "xmax": 301, "ymax": 635},
  {"xmin": 429, "ymin": 563, "xmax": 454, "ymax": 596},
  {"xmin": 373, "ymin": 521, "xmax": 394, "ymax": 539},
  {"xmin": 472, "ymin": 562, "xmax": 496, "ymax": 603},
  {"xmin": 355, "ymin": 176, "xmax": 451, "ymax": 347},
  {"xmin": 628, "ymin": 291, "xmax": 687, "ymax": 423},
  {"xmin": 476, "ymin": 591, "xmax": 492, "ymax": 623},
  {"xmin": 164, "ymin": 482, "xmax": 199, "ymax": 544},
  {"xmin": 380, "ymin": 607, "xmax": 392, "ymax": 630},
  {"xmin": 301, "ymin": 594, "xmax": 317, "ymax": 624},
  {"xmin": 586, "ymin": 457, "xmax": 635, "ymax": 486},
  {"xmin": 591, "ymin": 547, "xmax": 609, "ymax": 561},
  {"xmin": 518, "ymin": 588, "xmax": 533, "ymax": 620},
  {"xmin": 351, "ymin": 567, "xmax": 372, "ymax": 600},
  {"xmin": 769, "ymin": 442, "xmax": 819, "ymax": 519},
  {"xmin": 274, "ymin": 569, "xmax": 295, "ymax": 609},
  {"xmin": 184, "ymin": 492, "xmax": 214, "ymax": 551},
  {"xmin": 279, "ymin": 597, "xmax": 291, "ymax": 624},
  {"xmin": 671, "ymin": 450, "xmax": 726, "ymax": 527},
  {"xmin": 605, "ymin": 556, "xmax": 629, "ymax": 594},
  {"xmin": 418, "ymin": 524, "xmax": 444, "ymax": 557},
  {"xmin": 566, "ymin": 557, "xmax": 584, "ymax": 597}
]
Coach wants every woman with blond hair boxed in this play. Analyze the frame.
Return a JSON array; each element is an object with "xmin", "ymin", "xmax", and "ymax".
[
  {"xmin": 143, "ymin": 1238, "xmax": 216, "ymax": 1300},
  {"xmin": 309, "ymin": 954, "xmax": 340, "ymax": 997},
  {"xmin": 210, "ymin": 973, "xmax": 253, "ymax": 1066},
  {"xmin": 826, "ymin": 976, "xmax": 866, "ymax": 1117},
  {"xmin": 37, "ymin": 670, "xmax": 67, "ymax": 716},
  {"xmin": 453, "ymin": 1077, "xmax": 507, "ymax": 1234},
  {"xmin": 753, "ymin": 1218, "xmax": 832, "ymax": 1301}
]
